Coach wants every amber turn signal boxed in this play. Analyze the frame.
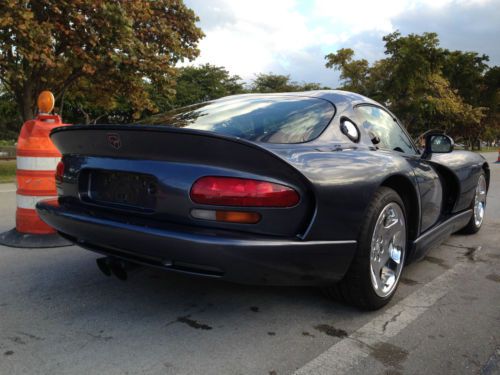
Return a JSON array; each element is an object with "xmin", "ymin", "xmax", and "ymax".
[
  {"xmin": 191, "ymin": 209, "xmax": 261, "ymax": 224},
  {"xmin": 215, "ymin": 211, "xmax": 261, "ymax": 224}
]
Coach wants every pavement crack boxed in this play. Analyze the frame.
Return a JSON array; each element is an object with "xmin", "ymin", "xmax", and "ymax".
[
  {"xmin": 165, "ymin": 314, "xmax": 213, "ymax": 331},
  {"xmin": 442, "ymin": 243, "xmax": 483, "ymax": 261},
  {"xmin": 442, "ymin": 243, "xmax": 470, "ymax": 249},
  {"xmin": 465, "ymin": 246, "xmax": 482, "ymax": 261},
  {"xmin": 400, "ymin": 277, "xmax": 419, "ymax": 286},
  {"xmin": 423, "ymin": 256, "xmax": 451, "ymax": 269},
  {"xmin": 314, "ymin": 324, "xmax": 348, "ymax": 338},
  {"xmin": 6, "ymin": 336, "xmax": 26, "ymax": 345},
  {"xmin": 177, "ymin": 315, "xmax": 212, "ymax": 330},
  {"xmin": 382, "ymin": 311, "xmax": 403, "ymax": 332},
  {"xmin": 87, "ymin": 332, "xmax": 113, "ymax": 341},
  {"xmin": 15, "ymin": 331, "xmax": 44, "ymax": 341}
]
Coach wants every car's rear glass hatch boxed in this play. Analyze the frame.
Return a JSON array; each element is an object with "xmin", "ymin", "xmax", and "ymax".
[
  {"xmin": 80, "ymin": 170, "xmax": 157, "ymax": 211},
  {"xmin": 140, "ymin": 95, "xmax": 335, "ymax": 144}
]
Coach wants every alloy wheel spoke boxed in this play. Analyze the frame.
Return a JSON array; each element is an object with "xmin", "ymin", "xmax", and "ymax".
[
  {"xmin": 380, "ymin": 241, "xmax": 392, "ymax": 264},
  {"xmin": 372, "ymin": 256, "xmax": 383, "ymax": 278}
]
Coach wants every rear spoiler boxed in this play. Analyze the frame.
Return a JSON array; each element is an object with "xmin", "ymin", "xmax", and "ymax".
[{"xmin": 50, "ymin": 124, "xmax": 313, "ymax": 197}]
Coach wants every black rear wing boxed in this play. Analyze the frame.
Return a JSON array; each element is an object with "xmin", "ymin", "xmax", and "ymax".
[{"xmin": 50, "ymin": 124, "xmax": 311, "ymax": 195}]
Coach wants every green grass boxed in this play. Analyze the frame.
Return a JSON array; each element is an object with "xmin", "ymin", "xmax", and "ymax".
[
  {"xmin": 0, "ymin": 140, "xmax": 16, "ymax": 147},
  {"xmin": 456, "ymin": 146, "xmax": 499, "ymax": 153},
  {"xmin": 0, "ymin": 160, "xmax": 16, "ymax": 183},
  {"xmin": 477, "ymin": 147, "xmax": 499, "ymax": 153}
]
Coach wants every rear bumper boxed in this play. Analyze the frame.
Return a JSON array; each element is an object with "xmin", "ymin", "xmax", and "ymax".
[{"xmin": 36, "ymin": 199, "xmax": 357, "ymax": 285}]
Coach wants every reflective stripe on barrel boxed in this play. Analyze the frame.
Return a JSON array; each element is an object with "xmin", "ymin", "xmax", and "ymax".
[
  {"xmin": 17, "ymin": 156, "xmax": 60, "ymax": 171},
  {"xmin": 16, "ymin": 194, "xmax": 57, "ymax": 209}
]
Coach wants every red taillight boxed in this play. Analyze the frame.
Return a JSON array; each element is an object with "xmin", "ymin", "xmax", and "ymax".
[
  {"xmin": 190, "ymin": 176, "xmax": 300, "ymax": 207},
  {"xmin": 55, "ymin": 160, "xmax": 64, "ymax": 182}
]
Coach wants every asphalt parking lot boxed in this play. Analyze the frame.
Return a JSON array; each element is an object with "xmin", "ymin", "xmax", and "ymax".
[{"xmin": 0, "ymin": 153, "xmax": 499, "ymax": 375}]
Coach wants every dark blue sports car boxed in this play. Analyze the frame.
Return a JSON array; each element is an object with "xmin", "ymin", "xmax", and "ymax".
[{"xmin": 37, "ymin": 91, "xmax": 489, "ymax": 310}]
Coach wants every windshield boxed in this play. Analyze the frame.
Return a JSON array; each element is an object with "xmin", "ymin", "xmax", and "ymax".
[{"xmin": 141, "ymin": 95, "xmax": 335, "ymax": 144}]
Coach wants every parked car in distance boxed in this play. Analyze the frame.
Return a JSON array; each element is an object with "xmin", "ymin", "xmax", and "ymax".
[{"xmin": 37, "ymin": 91, "xmax": 489, "ymax": 310}]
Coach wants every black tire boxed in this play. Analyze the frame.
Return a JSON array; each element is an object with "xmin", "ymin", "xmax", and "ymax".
[
  {"xmin": 325, "ymin": 187, "xmax": 407, "ymax": 310},
  {"xmin": 459, "ymin": 171, "xmax": 486, "ymax": 235}
]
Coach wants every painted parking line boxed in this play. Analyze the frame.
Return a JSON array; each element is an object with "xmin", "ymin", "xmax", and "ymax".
[
  {"xmin": 294, "ymin": 261, "xmax": 472, "ymax": 375},
  {"xmin": 0, "ymin": 189, "xmax": 16, "ymax": 193}
]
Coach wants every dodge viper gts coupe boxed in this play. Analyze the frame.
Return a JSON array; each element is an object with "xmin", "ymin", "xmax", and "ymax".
[{"xmin": 37, "ymin": 90, "xmax": 489, "ymax": 310}]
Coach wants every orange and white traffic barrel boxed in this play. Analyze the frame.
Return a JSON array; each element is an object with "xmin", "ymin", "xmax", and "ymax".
[
  {"xmin": 0, "ymin": 91, "xmax": 71, "ymax": 248},
  {"xmin": 16, "ymin": 114, "xmax": 64, "ymax": 233}
]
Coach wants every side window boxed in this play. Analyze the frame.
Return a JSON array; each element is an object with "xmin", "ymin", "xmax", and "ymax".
[{"xmin": 355, "ymin": 105, "xmax": 416, "ymax": 155}]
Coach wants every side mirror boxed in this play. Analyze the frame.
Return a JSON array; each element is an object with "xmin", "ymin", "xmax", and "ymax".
[{"xmin": 423, "ymin": 134, "xmax": 454, "ymax": 157}]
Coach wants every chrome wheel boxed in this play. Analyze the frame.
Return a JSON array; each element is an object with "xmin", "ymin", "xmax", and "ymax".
[
  {"xmin": 474, "ymin": 174, "xmax": 487, "ymax": 227},
  {"xmin": 370, "ymin": 202, "xmax": 406, "ymax": 297}
]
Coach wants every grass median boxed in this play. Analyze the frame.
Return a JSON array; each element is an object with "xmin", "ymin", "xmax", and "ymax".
[{"xmin": 0, "ymin": 160, "xmax": 16, "ymax": 183}]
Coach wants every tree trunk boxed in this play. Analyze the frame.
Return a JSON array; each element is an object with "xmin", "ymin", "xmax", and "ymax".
[
  {"xmin": 79, "ymin": 106, "xmax": 91, "ymax": 124},
  {"xmin": 59, "ymin": 88, "xmax": 66, "ymax": 118},
  {"xmin": 21, "ymin": 98, "xmax": 34, "ymax": 122},
  {"xmin": 19, "ymin": 83, "xmax": 35, "ymax": 122}
]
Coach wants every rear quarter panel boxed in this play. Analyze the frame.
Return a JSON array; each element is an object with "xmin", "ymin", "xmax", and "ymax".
[{"xmin": 266, "ymin": 145, "xmax": 419, "ymax": 241}]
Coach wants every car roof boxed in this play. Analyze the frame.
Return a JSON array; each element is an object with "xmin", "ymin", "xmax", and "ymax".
[{"xmin": 215, "ymin": 90, "xmax": 382, "ymax": 107}]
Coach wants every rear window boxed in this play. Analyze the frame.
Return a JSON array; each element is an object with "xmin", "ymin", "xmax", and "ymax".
[{"xmin": 142, "ymin": 95, "xmax": 335, "ymax": 143}]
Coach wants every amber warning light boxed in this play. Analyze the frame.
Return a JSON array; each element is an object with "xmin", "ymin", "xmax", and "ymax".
[{"xmin": 37, "ymin": 90, "xmax": 55, "ymax": 114}]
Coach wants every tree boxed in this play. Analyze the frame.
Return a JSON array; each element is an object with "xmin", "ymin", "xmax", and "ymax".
[
  {"xmin": 480, "ymin": 66, "xmax": 500, "ymax": 144},
  {"xmin": 419, "ymin": 74, "xmax": 486, "ymax": 145},
  {"xmin": 325, "ymin": 48, "xmax": 369, "ymax": 94},
  {"xmin": 0, "ymin": 0, "xmax": 203, "ymax": 122},
  {"xmin": 380, "ymin": 32, "xmax": 493, "ymax": 147},
  {"xmin": 173, "ymin": 64, "xmax": 244, "ymax": 108},
  {"xmin": 250, "ymin": 73, "xmax": 328, "ymax": 93},
  {"xmin": 0, "ymin": 87, "xmax": 20, "ymax": 140},
  {"xmin": 324, "ymin": 31, "xmax": 494, "ymax": 148},
  {"xmin": 251, "ymin": 73, "xmax": 298, "ymax": 93},
  {"xmin": 442, "ymin": 51, "xmax": 489, "ymax": 106},
  {"xmin": 57, "ymin": 79, "xmax": 132, "ymax": 125},
  {"xmin": 298, "ymin": 82, "xmax": 330, "ymax": 91}
]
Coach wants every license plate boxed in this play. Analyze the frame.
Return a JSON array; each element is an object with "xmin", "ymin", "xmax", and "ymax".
[{"xmin": 89, "ymin": 170, "xmax": 157, "ymax": 210}]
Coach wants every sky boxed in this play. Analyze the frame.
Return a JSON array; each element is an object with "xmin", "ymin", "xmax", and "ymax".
[{"xmin": 183, "ymin": 0, "xmax": 500, "ymax": 88}]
